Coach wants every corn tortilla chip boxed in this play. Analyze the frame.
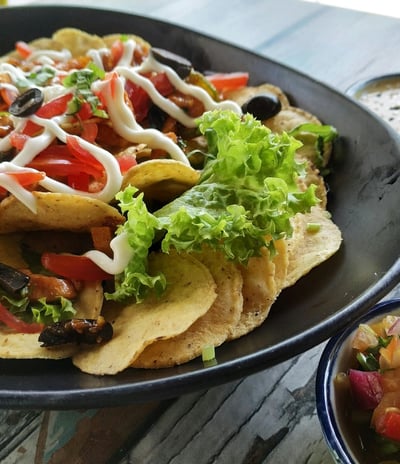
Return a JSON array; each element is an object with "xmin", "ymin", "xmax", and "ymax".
[
  {"xmin": 227, "ymin": 242, "xmax": 287, "ymax": 340},
  {"xmin": 0, "ymin": 192, "xmax": 124, "ymax": 234},
  {"xmin": 132, "ymin": 249, "xmax": 243, "ymax": 368},
  {"xmin": 72, "ymin": 251, "xmax": 217, "ymax": 375},
  {"xmin": 122, "ymin": 159, "xmax": 200, "ymax": 203},
  {"xmin": 284, "ymin": 205, "xmax": 342, "ymax": 288}
]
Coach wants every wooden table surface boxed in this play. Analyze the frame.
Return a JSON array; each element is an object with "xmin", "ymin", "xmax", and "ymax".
[{"xmin": 1, "ymin": 0, "xmax": 400, "ymax": 463}]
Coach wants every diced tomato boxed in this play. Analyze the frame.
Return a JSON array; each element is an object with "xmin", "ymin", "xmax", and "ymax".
[
  {"xmin": 372, "ymin": 392, "xmax": 400, "ymax": 429},
  {"xmin": 77, "ymin": 101, "xmax": 93, "ymax": 121},
  {"xmin": 36, "ymin": 93, "xmax": 73, "ymax": 119},
  {"xmin": 110, "ymin": 39, "xmax": 124, "ymax": 67},
  {"xmin": 41, "ymin": 252, "xmax": 112, "ymax": 281},
  {"xmin": 15, "ymin": 41, "xmax": 33, "ymax": 59},
  {"xmin": 0, "ymin": 87, "xmax": 18, "ymax": 107},
  {"xmin": 27, "ymin": 145, "xmax": 101, "ymax": 179},
  {"xmin": 125, "ymin": 72, "xmax": 174, "ymax": 122},
  {"xmin": 206, "ymin": 72, "xmax": 249, "ymax": 92},
  {"xmin": 22, "ymin": 120, "xmax": 43, "ymax": 137},
  {"xmin": 9, "ymin": 132, "xmax": 30, "ymax": 150},
  {"xmin": 125, "ymin": 80, "xmax": 149, "ymax": 122},
  {"xmin": 348, "ymin": 369, "xmax": 383, "ymax": 410},
  {"xmin": 378, "ymin": 410, "xmax": 400, "ymax": 442},
  {"xmin": 116, "ymin": 153, "xmax": 137, "ymax": 173},
  {"xmin": 67, "ymin": 172, "xmax": 90, "ymax": 191},
  {"xmin": 66, "ymin": 136, "xmax": 104, "ymax": 173},
  {"xmin": 80, "ymin": 122, "xmax": 98, "ymax": 143},
  {"xmin": 7, "ymin": 170, "xmax": 46, "ymax": 186},
  {"xmin": 0, "ymin": 301, "xmax": 43, "ymax": 334}
]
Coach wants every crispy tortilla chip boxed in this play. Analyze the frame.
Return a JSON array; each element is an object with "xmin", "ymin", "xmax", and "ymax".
[
  {"xmin": 132, "ymin": 249, "xmax": 243, "ymax": 368},
  {"xmin": 227, "ymin": 241, "xmax": 287, "ymax": 340},
  {"xmin": 73, "ymin": 251, "xmax": 217, "ymax": 375},
  {"xmin": 0, "ymin": 333, "xmax": 77, "ymax": 359},
  {"xmin": 284, "ymin": 206, "xmax": 342, "ymax": 288},
  {"xmin": 122, "ymin": 159, "xmax": 200, "ymax": 203},
  {"xmin": 52, "ymin": 28, "xmax": 106, "ymax": 57},
  {"xmin": 0, "ymin": 192, "xmax": 124, "ymax": 234}
]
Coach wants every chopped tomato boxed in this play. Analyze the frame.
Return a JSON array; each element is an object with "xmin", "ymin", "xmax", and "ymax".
[
  {"xmin": 125, "ymin": 72, "xmax": 174, "ymax": 122},
  {"xmin": 77, "ymin": 101, "xmax": 93, "ymax": 121},
  {"xmin": 116, "ymin": 153, "xmax": 137, "ymax": 173},
  {"xmin": 41, "ymin": 252, "xmax": 112, "ymax": 281},
  {"xmin": 0, "ymin": 87, "xmax": 18, "ymax": 107},
  {"xmin": 67, "ymin": 172, "xmax": 90, "ymax": 191},
  {"xmin": 66, "ymin": 135, "xmax": 104, "ymax": 173},
  {"xmin": 110, "ymin": 39, "xmax": 124, "ymax": 67},
  {"xmin": 9, "ymin": 131, "xmax": 30, "ymax": 150},
  {"xmin": 22, "ymin": 120, "xmax": 43, "ymax": 137},
  {"xmin": 378, "ymin": 410, "xmax": 400, "ymax": 442},
  {"xmin": 27, "ymin": 145, "xmax": 102, "ymax": 179},
  {"xmin": 80, "ymin": 122, "xmax": 98, "ymax": 143},
  {"xmin": 0, "ymin": 301, "xmax": 43, "ymax": 334},
  {"xmin": 36, "ymin": 93, "xmax": 73, "ymax": 118},
  {"xmin": 15, "ymin": 41, "xmax": 33, "ymax": 59},
  {"xmin": 7, "ymin": 170, "xmax": 46, "ymax": 186},
  {"xmin": 206, "ymin": 72, "xmax": 249, "ymax": 92}
]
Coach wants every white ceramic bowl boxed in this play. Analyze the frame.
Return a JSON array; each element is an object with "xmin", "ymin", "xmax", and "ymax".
[{"xmin": 316, "ymin": 299, "xmax": 400, "ymax": 464}]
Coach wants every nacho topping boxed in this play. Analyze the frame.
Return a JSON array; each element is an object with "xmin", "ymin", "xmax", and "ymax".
[{"xmin": 0, "ymin": 28, "xmax": 343, "ymax": 372}]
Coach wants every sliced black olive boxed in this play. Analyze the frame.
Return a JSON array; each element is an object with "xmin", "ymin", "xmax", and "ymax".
[
  {"xmin": 241, "ymin": 93, "xmax": 282, "ymax": 120},
  {"xmin": 151, "ymin": 47, "xmax": 192, "ymax": 79},
  {"xmin": 0, "ymin": 262, "xmax": 29, "ymax": 294},
  {"xmin": 148, "ymin": 105, "xmax": 167, "ymax": 130},
  {"xmin": 38, "ymin": 317, "xmax": 113, "ymax": 347},
  {"xmin": 9, "ymin": 88, "xmax": 44, "ymax": 118}
]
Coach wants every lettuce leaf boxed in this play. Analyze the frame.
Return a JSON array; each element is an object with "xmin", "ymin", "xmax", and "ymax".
[
  {"xmin": 157, "ymin": 110, "xmax": 317, "ymax": 260},
  {"xmin": 105, "ymin": 186, "xmax": 166, "ymax": 302},
  {"xmin": 108, "ymin": 110, "xmax": 319, "ymax": 301}
]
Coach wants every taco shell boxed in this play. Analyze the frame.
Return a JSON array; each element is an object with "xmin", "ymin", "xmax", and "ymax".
[{"xmin": 73, "ymin": 251, "xmax": 217, "ymax": 375}]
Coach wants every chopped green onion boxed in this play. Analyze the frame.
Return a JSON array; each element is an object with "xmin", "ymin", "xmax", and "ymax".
[
  {"xmin": 306, "ymin": 222, "xmax": 321, "ymax": 233},
  {"xmin": 202, "ymin": 345, "xmax": 216, "ymax": 362}
]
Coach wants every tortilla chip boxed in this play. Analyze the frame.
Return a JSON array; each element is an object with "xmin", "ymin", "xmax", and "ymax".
[
  {"xmin": 0, "ymin": 332, "xmax": 77, "ymax": 359},
  {"xmin": 132, "ymin": 249, "xmax": 243, "ymax": 368},
  {"xmin": 284, "ymin": 206, "xmax": 342, "ymax": 288},
  {"xmin": 74, "ymin": 281, "xmax": 104, "ymax": 320},
  {"xmin": 52, "ymin": 28, "xmax": 106, "ymax": 57},
  {"xmin": 72, "ymin": 251, "xmax": 217, "ymax": 375},
  {"xmin": 122, "ymin": 159, "xmax": 200, "ymax": 203},
  {"xmin": 0, "ymin": 192, "xmax": 124, "ymax": 234},
  {"xmin": 227, "ymin": 243, "xmax": 281, "ymax": 340}
]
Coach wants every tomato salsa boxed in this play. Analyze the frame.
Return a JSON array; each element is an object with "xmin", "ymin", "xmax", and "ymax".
[{"xmin": 335, "ymin": 314, "xmax": 400, "ymax": 463}]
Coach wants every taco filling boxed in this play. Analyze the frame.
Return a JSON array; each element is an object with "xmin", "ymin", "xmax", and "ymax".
[{"xmin": 0, "ymin": 28, "xmax": 342, "ymax": 373}]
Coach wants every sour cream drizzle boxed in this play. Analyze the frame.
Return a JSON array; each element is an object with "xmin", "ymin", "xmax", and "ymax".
[{"xmin": 0, "ymin": 37, "xmax": 244, "ymax": 274}]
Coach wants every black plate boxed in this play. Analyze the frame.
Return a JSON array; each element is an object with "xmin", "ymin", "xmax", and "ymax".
[{"xmin": 0, "ymin": 6, "xmax": 399, "ymax": 410}]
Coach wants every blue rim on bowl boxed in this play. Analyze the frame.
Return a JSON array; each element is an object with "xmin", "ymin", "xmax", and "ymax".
[{"xmin": 316, "ymin": 299, "xmax": 400, "ymax": 464}]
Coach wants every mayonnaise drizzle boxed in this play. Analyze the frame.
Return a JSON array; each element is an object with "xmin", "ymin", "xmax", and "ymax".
[
  {"xmin": 84, "ymin": 231, "xmax": 134, "ymax": 275},
  {"xmin": 94, "ymin": 75, "xmax": 190, "ymax": 165},
  {"xmin": 0, "ymin": 37, "xmax": 245, "ymax": 273}
]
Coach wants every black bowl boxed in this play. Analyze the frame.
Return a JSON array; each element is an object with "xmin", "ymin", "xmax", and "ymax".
[{"xmin": 0, "ymin": 5, "xmax": 399, "ymax": 409}]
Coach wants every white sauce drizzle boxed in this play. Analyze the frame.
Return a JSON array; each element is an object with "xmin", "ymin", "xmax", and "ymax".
[
  {"xmin": 0, "ymin": 37, "xmax": 244, "ymax": 274},
  {"xmin": 84, "ymin": 231, "xmax": 134, "ymax": 275}
]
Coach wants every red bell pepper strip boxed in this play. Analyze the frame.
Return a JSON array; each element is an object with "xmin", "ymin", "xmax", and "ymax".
[
  {"xmin": 206, "ymin": 72, "xmax": 249, "ymax": 92},
  {"xmin": 0, "ymin": 301, "xmax": 43, "ymax": 334},
  {"xmin": 41, "ymin": 252, "xmax": 112, "ymax": 281}
]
